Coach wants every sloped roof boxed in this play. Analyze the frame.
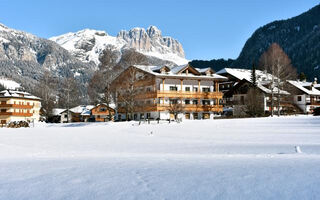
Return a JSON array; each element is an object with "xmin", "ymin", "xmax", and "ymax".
[
  {"xmin": 61, "ymin": 105, "xmax": 95, "ymax": 115},
  {"xmin": 287, "ymin": 80, "xmax": 320, "ymax": 95},
  {"xmin": 216, "ymin": 68, "xmax": 275, "ymax": 83},
  {"xmin": 0, "ymin": 90, "xmax": 40, "ymax": 100},
  {"xmin": 196, "ymin": 67, "xmax": 214, "ymax": 74},
  {"xmin": 134, "ymin": 65, "xmax": 227, "ymax": 80},
  {"xmin": 52, "ymin": 108, "xmax": 65, "ymax": 116},
  {"xmin": 91, "ymin": 103, "xmax": 116, "ymax": 111}
]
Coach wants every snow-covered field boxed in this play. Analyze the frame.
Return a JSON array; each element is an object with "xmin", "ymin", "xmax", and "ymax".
[{"xmin": 1, "ymin": 116, "xmax": 320, "ymax": 200}]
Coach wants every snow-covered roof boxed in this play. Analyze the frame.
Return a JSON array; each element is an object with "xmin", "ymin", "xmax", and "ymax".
[
  {"xmin": 52, "ymin": 108, "xmax": 65, "ymax": 116},
  {"xmin": 216, "ymin": 68, "xmax": 275, "ymax": 83},
  {"xmin": 93, "ymin": 103, "xmax": 116, "ymax": 110},
  {"xmin": 287, "ymin": 80, "xmax": 320, "ymax": 95},
  {"xmin": 257, "ymin": 83, "xmax": 289, "ymax": 95},
  {"xmin": 61, "ymin": 105, "xmax": 95, "ymax": 115},
  {"xmin": 0, "ymin": 90, "xmax": 40, "ymax": 100},
  {"xmin": 134, "ymin": 65, "xmax": 227, "ymax": 80},
  {"xmin": 170, "ymin": 64, "xmax": 188, "ymax": 74},
  {"xmin": 196, "ymin": 67, "xmax": 212, "ymax": 73}
]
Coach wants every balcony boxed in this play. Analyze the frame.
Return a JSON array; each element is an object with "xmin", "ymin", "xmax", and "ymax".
[
  {"xmin": 0, "ymin": 112, "xmax": 33, "ymax": 117},
  {"xmin": 117, "ymin": 103, "xmax": 223, "ymax": 113},
  {"xmin": 135, "ymin": 90, "xmax": 223, "ymax": 99},
  {"xmin": 0, "ymin": 103, "xmax": 33, "ymax": 109}
]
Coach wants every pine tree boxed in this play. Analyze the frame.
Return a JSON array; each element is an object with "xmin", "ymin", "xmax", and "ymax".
[
  {"xmin": 251, "ymin": 63, "xmax": 257, "ymax": 87},
  {"xmin": 299, "ymin": 72, "xmax": 307, "ymax": 81}
]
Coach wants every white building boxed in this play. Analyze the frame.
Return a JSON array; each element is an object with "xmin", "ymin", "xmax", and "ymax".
[
  {"xmin": 287, "ymin": 80, "xmax": 320, "ymax": 113},
  {"xmin": 0, "ymin": 90, "xmax": 41, "ymax": 124}
]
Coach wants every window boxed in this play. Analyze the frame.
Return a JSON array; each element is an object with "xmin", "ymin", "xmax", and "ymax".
[
  {"xmin": 240, "ymin": 96, "xmax": 245, "ymax": 105},
  {"xmin": 202, "ymin": 100, "xmax": 210, "ymax": 105},
  {"xmin": 193, "ymin": 87, "xmax": 198, "ymax": 92},
  {"xmin": 170, "ymin": 86, "xmax": 178, "ymax": 91},
  {"xmin": 1, "ymin": 109, "xmax": 6, "ymax": 113},
  {"xmin": 185, "ymin": 87, "xmax": 190, "ymax": 92},
  {"xmin": 146, "ymin": 87, "xmax": 151, "ymax": 92},
  {"xmin": 203, "ymin": 113, "xmax": 210, "ymax": 119},
  {"xmin": 100, "ymin": 107, "xmax": 107, "ymax": 112},
  {"xmin": 1, "ymin": 101, "xmax": 6, "ymax": 105},
  {"xmin": 185, "ymin": 113, "xmax": 190, "ymax": 119},
  {"xmin": 297, "ymin": 96, "xmax": 302, "ymax": 102},
  {"xmin": 202, "ymin": 87, "xmax": 210, "ymax": 92},
  {"xmin": 185, "ymin": 99, "xmax": 190, "ymax": 104},
  {"xmin": 170, "ymin": 99, "xmax": 178, "ymax": 104},
  {"xmin": 193, "ymin": 113, "xmax": 199, "ymax": 120},
  {"xmin": 140, "ymin": 113, "xmax": 145, "ymax": 119},
  {"xmin": 193, "ymin": 100, "xmax": 198, "ymax": 105},
  {"xmin": 146, "ymin": 113, "xmax": 151, "ymax": 119}
]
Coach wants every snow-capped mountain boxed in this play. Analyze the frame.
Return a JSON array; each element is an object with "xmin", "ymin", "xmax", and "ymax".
[
  {"xmin": 0, "ymin": 23, "xmax": 95, "ymax": 90},
  {"xmin": 50, "ymin": 26, "xmax": 188, "ymax": 66}
]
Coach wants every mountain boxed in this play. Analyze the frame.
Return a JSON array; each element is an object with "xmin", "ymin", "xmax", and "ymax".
[
  {"xmin": 191, "ymin": 4, "xmax": 320, "ymax": 80},
  {"xmin": 0, "ymin": 23, "xmax": 95, "ymax": 90},
  {"xmin": 50, "ymin": 26, "xmax": 188, "ymax": 67}
]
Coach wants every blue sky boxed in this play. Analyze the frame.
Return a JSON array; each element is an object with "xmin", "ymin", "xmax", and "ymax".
[{"xmin": 0, "ymin": 0, "xmax": 319, "ymax": 60}]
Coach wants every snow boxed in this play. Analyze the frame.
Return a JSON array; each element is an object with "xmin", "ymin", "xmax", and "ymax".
[
  {"xmin": 0, "ymin": 77, "xmax": 21, "ymax": 90},
  {"xmin": 50, "ymin": 27, "xmax": 188, "ymax": 66},
  {"xmin": 50, "ymin": 29, "xmax": 126, "ymax": 66},
  {"xmin": 288, "ymin": 80, "xmax": 320, "ymax": 95},
  {"xmin": 217, "ymin": 68, "xmax": 289, "ymax": 94},
  {"xmin": 1, "ymin": 116, "xmax": 320, "ymax": 199},
  {"xmin": 0, "ymin": 90, "xmax": 40, "ymax": 100},
  {"xmin": 135, "ymin": 65, "xmax": 227, "ymax": 80}
]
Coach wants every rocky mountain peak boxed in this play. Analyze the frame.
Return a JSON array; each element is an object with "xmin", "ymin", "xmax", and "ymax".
[
  {"xmin": 146, "ymin": 25, "xmax": 162, "ymax": 38},
  {"xmin": 52, "ymin": 26, "xmax": 187, "ymax": 65}
]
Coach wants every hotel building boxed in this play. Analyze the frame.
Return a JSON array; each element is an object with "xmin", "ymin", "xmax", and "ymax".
[{"xmin": 111, "ymin": 64, "xmax": 227, "ymax": 120}]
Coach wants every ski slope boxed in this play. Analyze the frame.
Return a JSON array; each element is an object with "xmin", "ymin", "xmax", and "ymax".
[{"xmin": 0, "ymin": 116, "xmax": 320, "ymax": 199}]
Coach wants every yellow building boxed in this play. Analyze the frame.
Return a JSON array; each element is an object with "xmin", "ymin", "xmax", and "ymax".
[
  {"xmin": 111, "ymin": 64, "xmax": 227, "ymax": 120},
  {"xmin": 0, "ymin": 90, "xmax": 41, "ymax": 124}
]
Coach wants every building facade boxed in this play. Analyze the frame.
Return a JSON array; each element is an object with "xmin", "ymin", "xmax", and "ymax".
[
  {"xmin": 91, "ymin": 104, "xmax": 115, "ymax": 122},
  {"xmin": 60, "ymin": 105, "xmax": 94, "ymax": 123},
  {"xmin": 287, "ymin": 80, "xmax": 320, "ymax": 113},
  {"xmin": 0, "ymin": 90, "xmax": 41, "ymax": 124},
  {"xmin": 111, "ymin": 64, "xmax": 227, "ymax": 120},
  {"xmin": 216, "ymin": 68, "xmax": 293, "ymax": 116}
]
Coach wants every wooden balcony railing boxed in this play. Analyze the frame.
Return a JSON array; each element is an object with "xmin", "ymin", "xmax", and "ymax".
[
  {"xmin": 0, "ymin": 103, "xmax": 33, "ymax": 109},
  {"xmin": 135, "ymin": 90, "xmax": 223, "ymax": 99},
  {"xmin": 117, "ymin": 104, "xmax": 223, "ymax": 113},
  {"xmin": 0, "ymin": 112, "xmax": 33, "ymax": 117}
]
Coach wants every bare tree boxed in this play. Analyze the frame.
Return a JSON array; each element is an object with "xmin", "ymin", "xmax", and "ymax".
[
  {"xmin": 119, "ymin": 49, "xmax": 149, "ymax": 68},
  {"xmin": 112, "ymin": 66, "xmax": 153, "ymax": 120},
  {"xmin": 259, "ymin": 43, "xmax": 297, "ymax": 116},
  {"xmin": 88, "ymin": 47, "xmax": 123, "ymax": 120},
  {"xmin": 33, "ymin": 70, "xmax": 57, "ymax": 119},
  {"xmin": 168, "ymin": 100, "xmax": 184, "ymax": 121},
  {"xmin": 58, "ymin": 76, "xmax": 81, "ymax": 122}
]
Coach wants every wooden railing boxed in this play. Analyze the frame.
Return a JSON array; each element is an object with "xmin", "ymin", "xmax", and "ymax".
[
  {"xmin": 117, "ymin": 104, "xmax": 223, "ymax": 113},
  {"xmin": 0, "ymin": 112, "xmax": 33, "ymax": 117},
  {"xmin": 0, "ymin": 103, "xmax": 33, "ymax": 109},
  {"xmin": 135, "ymin": 90, "xmax": 223, "ymax": 99}
]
